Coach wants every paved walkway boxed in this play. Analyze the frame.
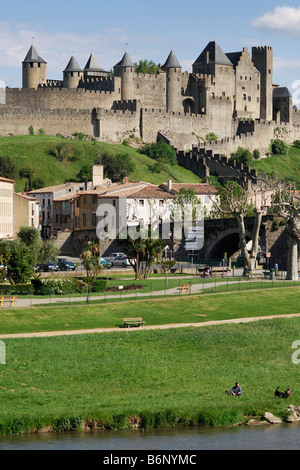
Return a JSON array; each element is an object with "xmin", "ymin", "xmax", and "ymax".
[
  {"xmin": 1, "ymin": 313, "xmax": 300, "ymax": 339},
  {"xmin": 11, "ymin": 278, "xmax": 249, "ymax": 309}
]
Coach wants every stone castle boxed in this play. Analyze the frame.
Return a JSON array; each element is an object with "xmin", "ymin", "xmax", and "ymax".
[{"xmin": 1, "ymin": 40, "xmax": 300, "ymax": 153}]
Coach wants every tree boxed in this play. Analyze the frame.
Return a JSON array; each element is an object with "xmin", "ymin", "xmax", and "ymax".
[
  {"xmin": 17, "ymin": 226, "xmax": 59, "ymax": 274},
  {"xmin": 95, "ymin": 152, "xmax": 135, "ymax": 182},
  {"xmin": 271, "ymin": 184, "xmax": 300, "ymax": 281},
  {"xmin": 157, "ymin": 258, "xmax": 177, "ymax": 287},
  {"xmin": 212, "ymin": 181, "xmax": 266, "ymax": 276},
  {"xmin": 139, "ymin": 142, "xmax": 177, "ymax": 165},
  {"xmin": 230, "ymin": 147, "xmax": 253, "ymax": 166},
  {"xmin": 7, "ymin": 240, "xmax": 34, "ymax": 284},
  {"xmin": 134, "ymin": 60, "xmax": 160, "ymax": 75},
  {"xmin": 123, "ymin": 229, "xmax": 165, "ymax": 280},
  {"xmin": 0, "ymin": 155, "xmax": 19, "ymax": 180},
  {"xmin": 80, "ymin": 241, "xmax": 102, "ymax": 280}
]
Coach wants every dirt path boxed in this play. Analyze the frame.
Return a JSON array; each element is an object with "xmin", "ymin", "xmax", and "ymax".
[{"xmin": 1, "ymin": 313, "xmax": 300, "ymax": 339}]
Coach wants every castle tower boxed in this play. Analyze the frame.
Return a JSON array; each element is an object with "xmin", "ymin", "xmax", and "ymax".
[
  {"xmin": 252, "ymin": 46, "xmax": 273, "ymax": 121},
  {"xmin": 63, "ymin": 56, "xmax": 83, "ymax": 89},
  {"xmin": 22, "ymin": 45, "xmax": 47, "ymax": 89},
  {"xmin": 113, "ymin": 52, "xmax": 135, "ymax": 100},
  {"xmin": 84, "ymin": 53, "xmax": 108, "ymax": 78},
  {"xmin": 193, "ymin": 41, "xmax": 233, "ymax": 75},
  {"xmin": 162, "ymin": 50, "xmax": 182, "ymax": 113}
]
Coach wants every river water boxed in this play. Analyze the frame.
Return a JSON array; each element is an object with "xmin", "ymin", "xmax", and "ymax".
[{"xmin": 0, "ymin": 424, "xmax": 300, "ymax": 450}]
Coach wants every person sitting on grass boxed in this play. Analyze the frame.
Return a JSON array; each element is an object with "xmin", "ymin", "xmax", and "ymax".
[{"xmin": 231, "ymin": 382, "xmax": 243, "ymax": 397}]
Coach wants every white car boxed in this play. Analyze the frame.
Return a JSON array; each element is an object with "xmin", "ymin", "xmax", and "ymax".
[
  {"xmin": 109, "ymin": 255, "xmax": 132, "ymax": 268},
  {"xmin": 103, "ymin": 252, "xmax": 126, "ymax": 263}
]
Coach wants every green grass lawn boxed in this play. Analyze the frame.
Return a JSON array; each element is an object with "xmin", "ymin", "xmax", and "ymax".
[
  {"xmin": 1, "ymin": 287, "xmax": 299, "ymax": 334},
  {"xmin": 0, "ymin": 317, "xmax": 299, "ymax": 434},
  {"xmin": 0, "ymin": 135, "xmax": 201, "ymax": 192}
]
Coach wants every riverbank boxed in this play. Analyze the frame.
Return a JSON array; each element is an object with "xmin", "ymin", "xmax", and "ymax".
[{"xmin": 0, "ymin": 313, "xmax": 299, "ymax": 436}]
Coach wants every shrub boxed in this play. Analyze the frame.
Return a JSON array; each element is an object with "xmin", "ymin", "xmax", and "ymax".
[
  {"xmin": 205, "ymin": 132, "xmax": 218, "ymax": 141},
  {"xmin": 230, "ymin": 147, "xmax": 253, "ymax": 166},
  {"xmin": 293, "ymin": 140, "xmax": 300, "ymax": 149},
  {"xmin": 90, "ymin": 279, "xmax": 107, "ymax": 293},
  {"xmin": 0, "ymin": 155, "xmax": 19, "ymax": 180},
  {"xmin": 271, "ymin": 139, "xmax": 288, "ymax": 156},
  {"xmin": 0, "ymin": 284, "xmax": 34, "ymax": 295},
  {"xmin": 28, "ymin": 126, "xmax": 34, "ymax": 136},
  {"xmin": 253, "ymin": 149, "xmax": 260, "ymax": 160},
  {"xmin": 139, "ymin": 142, "xmax": 177, "ymax": 165}
]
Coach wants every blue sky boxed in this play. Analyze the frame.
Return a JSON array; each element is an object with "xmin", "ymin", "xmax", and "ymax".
[{"xmin": 1, "ymin": 0, "xmax": 300, "ymax": 99}]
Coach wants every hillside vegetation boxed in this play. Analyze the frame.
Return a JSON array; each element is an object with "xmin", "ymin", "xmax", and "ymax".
[
  {"xmin": 0, "ymin": 135, "xmax": 202, "ymax": 192},
  {"xmin": 250, "ymin": 144, "xmax": 300, "ymax": 187}
]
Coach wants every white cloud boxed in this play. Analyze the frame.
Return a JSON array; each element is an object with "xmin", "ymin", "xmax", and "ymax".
[{"xmin": 252, "ymin": 6, "xmax": 300, "ymax": 36}]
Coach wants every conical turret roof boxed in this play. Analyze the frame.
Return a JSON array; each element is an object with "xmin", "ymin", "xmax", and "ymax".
[
  {"xmin": 64, "ymin": 56, "xmax": 82, "ymax": 73},
  {"xmin": 114, "ymin": 52, "xmax": 134, "ymax": 68},
  {"xmin": 84, "ymin": 53, "xmax": 105, "ymax": 72},
  {"xmin": 23, "ymin": 45, "xmax": 47, "ymax": 64},
  {"xmin": 193, "ymin": 41, "xmax": 233, "ymax": 66},
  {"xmin": 162, "ymin": 50, "xmax": 181, "ymax": 69}
]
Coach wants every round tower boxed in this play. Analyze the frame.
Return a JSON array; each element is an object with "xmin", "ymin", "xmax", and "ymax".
[
  {"xmin": 63, "ymin": 56, "xmax": 83, "ymax": 89},
  {"xmin": 162, "ymin": 50, "xmax": 182, "ymax": 113},
  {"xmin": 113, "ymin": 52, "xmax": 135, "ymax": 100},
  {"xmin": 22, "ymin": 45, "xmax": 47, "ymax": 89}
]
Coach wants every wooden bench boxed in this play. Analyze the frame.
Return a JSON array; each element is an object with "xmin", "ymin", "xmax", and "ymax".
[
  {"xmin": 123, "ymin": 318, "xmax": 146, "ymax": 328},
  {"xmin": 0, "ymin": 296, "xmax": 16, "ymax": 307},
  {"xmin": 178, "ymin": 284, "xmax": 191, "ymax": 294}
]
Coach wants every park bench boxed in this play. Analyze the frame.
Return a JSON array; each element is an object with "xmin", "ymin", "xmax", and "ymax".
[
  {"xmin": 0, "ymin": 296, "xmax": 16, "ymax": 307},
  {"xmin": 123, "ymin": 318, "xmax": 146, "ymax": 328},
  {"xmin": 178, "ymin": 284, "xmax": 191, "ymax": 294},
  {"xmin": 249, "ymin": 273, "xmax": 261, "ymax": 281}
]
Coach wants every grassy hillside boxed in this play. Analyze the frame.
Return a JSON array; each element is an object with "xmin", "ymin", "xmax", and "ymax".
[
  {"xmin": 0, "ymin": 135, "xmax": 202, "ymax": 192},
  {"xmin": 250, "ymin": 145, "xmax": 300, "ymax": 187}
]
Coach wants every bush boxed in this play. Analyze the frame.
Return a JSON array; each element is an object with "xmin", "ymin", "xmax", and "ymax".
[
  {"xmin": 28, "ymin": 126, "xmax": 34, "ymax": 136},
  {"xmin": 293, "ymin": 140, "xmax": 300, "ymax": 149},
  {"xmin": 205, "ymin": 132, "xmax": 218, "ymax": 142},
  {"xmin": 139, "ymin": 142, "xmax": 177, "ymax": 165},
  {"xmin": 0, "ymin": 284, "xmax": 34, "ymax": 295},
  {"xmin": 31, "ymin": 278, "xmax": 80, "ymax": 295},
  {"xmin": 0, "ymin": 155, "xmax": 19, "ymax": 180},
  {"xmin": 94, "ymin": 152, "xmax": 135, "ymax": 182},
  {"xmin": 253, "ymin": 149, "xmax": 260, "ymax": 160},
  {"xmin": 90, "ymin": 279, "xmax": 107, "ymax": 293},
  {"xmin": 230, "ymin": 147, "xmax": 253, "ymax": 166},
  {"xmin": 271, "ymin": 139, "xmax": 288, "ymax": 156}
]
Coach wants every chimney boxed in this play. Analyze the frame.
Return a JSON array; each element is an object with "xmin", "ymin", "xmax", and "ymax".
[
  {"xmin": 123, "ymin": 177, "xmax": 129, "ymax": 184},
  {"xmin": 92, "ymin": 165, "xmax": 104, "ymax": 188},
  {"xmin": 167, "ymin": 179, "xmax": 172, "ymax": 192}
]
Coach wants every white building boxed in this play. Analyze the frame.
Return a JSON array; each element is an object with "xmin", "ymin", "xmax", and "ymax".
[{"xmin": 0, "ymin": 176, "xmax": 14, "ymax": 240}]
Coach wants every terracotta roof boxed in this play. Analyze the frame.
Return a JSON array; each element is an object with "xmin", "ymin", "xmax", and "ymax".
[
  {"xmin": 14, "ymin": 192, "xmax": 40, "ymax": 202},
  {"xmin": 27, "ymin": 182, "xmax": 85, "ymax": 194},
  {"xmin": 0, "ymin": 176, "xmax": 14, "ymax": 183},
  {"xmin": 160, "ymin": 183, "xmax": 218, "ymax": 195}
]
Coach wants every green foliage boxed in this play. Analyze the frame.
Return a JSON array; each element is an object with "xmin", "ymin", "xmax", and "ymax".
[
  {"xmin": 293, "ymin": 140, "xmax": 300, "ymax": 149},
  {"xmin": 49, "ymin": 143, "xmax": 81, "ymax": 162},
  {"xmin": 0, "ymin": 155, "xmax": 19, "ymax": 180},
  {"xmin": 73, "ymin": 132, "xmax": 88, "ymax": 141},
  {"xmin": 205, "ymin": 132, "xmax": 218, "ymax": 141},
  {"xmin": 28, "ymin": 126, "xmax": 34, "ymax": 136},
  {"xmin": 139, "ymin": 142, "xmax": 177, "ymax": 165},
  {"xmin": 7, "ymin": 240, "xmax": 34, "ymax": 284},
  {"xmin": 90, "ymin": 279, "xmax": 107, "ymax": 293},
  {"xmin": 230, "ymin": 147, "xmax": 253, "ymax": 166},
  {"xmin": 38, "ymin": 128, "xmax": 45, "ymax": 135},
  {"xmin": 31, "ymin": 277, "xmax": 86, "ymax": 295},
  {"xmin": 253, "ymin": 149, "xmax": 260, "ymax": 160},
  {"xmin": 0, "ymin": 283, "xmax": 34, "ymax": 295},
  {"xmin": 95, "ymin": 152, "xmax": 135, "ymax": 182},
  {"xmin": 271, "ymin": 139, "xmax": 288, "ymax": 156},
  {"xmin": 76, "ymin": 164, "xmax": 92, "ymax": 182},
  {"xmin": 134, "ymin": 59, "xmax": 160, "ymax": 75}
]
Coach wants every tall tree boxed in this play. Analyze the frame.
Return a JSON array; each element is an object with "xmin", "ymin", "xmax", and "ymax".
[
  {"xmin": 271, "ymin": 184, "xmax": 300, "ymax": 281},
  {"xmin": 211, "ymin": 180, "xmax": 267, "ymax": 276}
]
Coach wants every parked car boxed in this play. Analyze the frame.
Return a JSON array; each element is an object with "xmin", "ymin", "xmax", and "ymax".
[
  {"xmin": 103, "ymin": 252, "xmax": 126, "ymax": 263},
  {"xmin": 100, "ymin": 257, "xmax": 112, "ymax": 269},
  {"xmin": 43, "ymin": 261, "xmax": 59, "ymax": 272},
  {"xmin": 110, "ymin": 254, "xmax": 131, "ymax": 268},
  {"xmin": 58, "ymin": 258, "xmax": 76, "ymax": 271}
]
